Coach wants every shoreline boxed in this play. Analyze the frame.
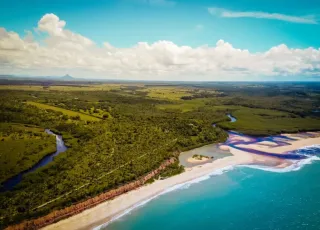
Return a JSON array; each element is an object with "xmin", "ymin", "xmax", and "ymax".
[
  {"xmin": 43, "ymin": 150, "xmax": 251, "ymax": 230},
  {"xmin": 42, "ymin": 134, "xmax": 320, "ymax": 230}
]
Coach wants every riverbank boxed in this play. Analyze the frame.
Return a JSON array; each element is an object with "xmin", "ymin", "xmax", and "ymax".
[
  {"xmin": 42, "ymin": 132, "xmax": 320, "ymax": 230},
  {"xmin": 1, "ymin": 130, "xmax": 67, "ymax": 192}
]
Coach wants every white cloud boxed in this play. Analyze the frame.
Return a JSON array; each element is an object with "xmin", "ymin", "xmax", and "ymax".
[
  {"xmin": 208, "ymin": 7, "xmax": 318, "ymax": 24},
  {"xmin": 38, "ymin": 13, "xmax": 66, "ymax": 36},
  {"xmin": 0, "ymin": 13, "xmax": 320, "ymax": 80}
]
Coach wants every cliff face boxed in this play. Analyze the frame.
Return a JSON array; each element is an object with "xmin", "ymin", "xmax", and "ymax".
[{"xmin": 7, "ymin": 158, "xmax": 176, "ymax": 230}]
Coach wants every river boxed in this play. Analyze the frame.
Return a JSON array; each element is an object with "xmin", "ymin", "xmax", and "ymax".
[
  {"xmin": 0, "ymin": 129, "xmax": 67, "ymax": 192},
  {"xmin": 227, "ymin": 113, "xmax": 237, "ymax": 122}
]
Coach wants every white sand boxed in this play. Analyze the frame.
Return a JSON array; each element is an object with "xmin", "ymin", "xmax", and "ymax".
[{"xmin": 42, "ymin": 134, "xmax": 320, "ymax": 230}]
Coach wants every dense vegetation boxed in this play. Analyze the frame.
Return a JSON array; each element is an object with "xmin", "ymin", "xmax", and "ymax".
[{"xmin": 0, "ymin": 81, "xmax": 319, "ymax": 228}]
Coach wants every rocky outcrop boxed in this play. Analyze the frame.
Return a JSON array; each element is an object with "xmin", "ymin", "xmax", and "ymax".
[{"xmin": 6, "ymin": 158, "xmax": 176, "ymax": 230}]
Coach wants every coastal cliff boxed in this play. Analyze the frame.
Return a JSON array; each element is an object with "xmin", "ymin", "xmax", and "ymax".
[{"xmin": 6, "ymin": 158, "xmax": 176, "ymax": 230}]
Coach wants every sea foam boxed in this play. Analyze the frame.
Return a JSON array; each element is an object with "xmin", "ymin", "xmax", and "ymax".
[
  {"xmin": 241, "ymin": 145, "xmax": 320, "ymax": 173},
  {"xmin": 240, "ymin": 156, "xmax": 319, "ymax": 173}
]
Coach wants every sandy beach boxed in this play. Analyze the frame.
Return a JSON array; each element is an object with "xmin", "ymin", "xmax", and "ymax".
[
  {"xmin": 42, "ymin": 133, "xmax": 320, "ymax": 230},
  {"xmin": 43, "ymin": 148, "xmax": 252, "ymax": 230}
]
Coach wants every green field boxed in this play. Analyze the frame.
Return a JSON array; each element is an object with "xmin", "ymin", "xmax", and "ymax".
[
  {"xmin": 27, "ymin": 101, "xmax": 101, "ymax": 121},
  {"xmin": 157, "ymin": 99, "xmax": 207, "ymax": 112},
  {"xmin": 138, "ymin": 86, "xmax": 193, "ymax": 100}
]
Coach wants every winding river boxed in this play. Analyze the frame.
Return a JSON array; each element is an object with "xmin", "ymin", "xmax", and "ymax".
[
  {"xmin": 0, "ymin": 129, "xmax": 67, "ymax": 192},
  {"xmin": 227, "ymin": 113, "xmax": 237, "ymax": 122},
  {"xmin": 181, "ymin": 113, "xmax": 310, "ymax": 168}
]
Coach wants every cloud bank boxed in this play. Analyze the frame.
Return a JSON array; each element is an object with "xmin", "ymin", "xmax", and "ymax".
[
  {"xmin": 208, "ymin": 7, "xmax": 318, "ymax": 24},
  {"xmin": 0, "ymin": 14, "xmax": 320, "ymax": 80}
]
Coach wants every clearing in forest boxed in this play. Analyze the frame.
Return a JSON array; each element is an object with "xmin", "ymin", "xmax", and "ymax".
[{"xmin": 26, "ymin": 101, "xmax": 101, "ymax": 121}]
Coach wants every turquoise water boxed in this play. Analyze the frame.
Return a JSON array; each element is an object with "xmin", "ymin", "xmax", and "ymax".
[{"xmin": 102, "ymin": 147, "xmax": 320, "ymax": 230}]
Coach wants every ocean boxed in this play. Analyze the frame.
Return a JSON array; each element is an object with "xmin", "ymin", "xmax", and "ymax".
[{"xmin": 101, "ymin": 145, "xmax": 320, "ymax": 230}]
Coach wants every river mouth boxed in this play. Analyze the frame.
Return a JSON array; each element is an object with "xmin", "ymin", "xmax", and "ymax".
[
  {"xmin": 0, "ymin": 129, "xmax": 67, "ymax": 192},
  {"xmin": 180, "ymin": 114, "xmax": 237, "ymax": 167}
]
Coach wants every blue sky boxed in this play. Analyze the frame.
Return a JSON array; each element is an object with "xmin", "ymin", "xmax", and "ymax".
[
  {"xmin": 0, "ymin": 0, "xmax": 319, "ymax": 80},
  {"xmin": 1, "ymin": 0, "xmax": 319, "ymax": 51}
]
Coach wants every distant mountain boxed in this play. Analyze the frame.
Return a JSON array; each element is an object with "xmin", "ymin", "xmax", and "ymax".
[
  {"xmin": 60, "ymin": 74, "xmax": 74, "ymax": 81},
  {"xmin": 0, "ymin": 74, "xmax": 80, "ymax": 82}
]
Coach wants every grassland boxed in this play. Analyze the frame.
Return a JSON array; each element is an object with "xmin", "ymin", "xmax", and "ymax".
[
  {"xmin": 138, "ymin": 86, "xmax": 193, "ymax": 100},
  {"xmin": 26, "ymin": 101, "xmax": 101, "ymax": 121},
  {"xmin": 0, "ymin": 85, "xmax": 46, "ymax": 91}
]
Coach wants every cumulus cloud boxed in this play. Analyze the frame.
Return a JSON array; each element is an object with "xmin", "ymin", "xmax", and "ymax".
[
  {"xmin": 0, "ymin": 13, "xmax": 320, "ymax": 80},
  {"xmin": 208, "ymin": 7, "xmax": 318, "ymax": 24}
]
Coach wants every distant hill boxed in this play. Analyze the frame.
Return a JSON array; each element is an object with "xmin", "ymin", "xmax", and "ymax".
[
  {"xmin": 0, "ymin": 74, "xmax": 77, "ymax": 81},
  {"xmin": 60, "ymin": 74, "xmax": 74, "ymax": 81}
]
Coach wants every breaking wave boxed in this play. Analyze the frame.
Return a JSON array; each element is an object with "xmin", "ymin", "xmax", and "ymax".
[{"xmin": 241, "ymin": 145, "xmax": 320, "ymax": 173}]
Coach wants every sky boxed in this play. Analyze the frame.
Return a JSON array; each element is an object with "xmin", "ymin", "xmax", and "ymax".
[{"xmin": 0, "ymin": 0, "xmax": 320, "ymax": 81}]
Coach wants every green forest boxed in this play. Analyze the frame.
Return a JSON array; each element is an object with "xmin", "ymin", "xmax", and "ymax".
[{"xmin": 0, "ymin": 81, "xmax": 319, "ymax": 228}]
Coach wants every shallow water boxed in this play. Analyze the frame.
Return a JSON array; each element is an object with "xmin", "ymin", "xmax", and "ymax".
[
  {"xmin": 179, "ymin": 144, "xmax": 232, "ymax": 168},
  {"xmin": 101, "ymin": 145, "xmax": 320, "ymax": 230}
]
